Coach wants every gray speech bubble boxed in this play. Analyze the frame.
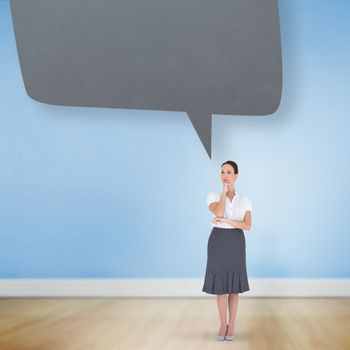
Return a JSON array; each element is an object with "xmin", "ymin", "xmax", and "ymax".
[{"xmin": 10, "ymin": 0, "xmax": 282, "ymax": 158}]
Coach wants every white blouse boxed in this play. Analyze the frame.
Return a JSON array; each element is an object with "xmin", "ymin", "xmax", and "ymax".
[{"xmin": 207, "ymin": 191, "xmax": 252, "ymax": 229}]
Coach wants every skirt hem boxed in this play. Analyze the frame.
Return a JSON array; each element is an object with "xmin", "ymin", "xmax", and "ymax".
[
  {"xmin": 201, "ymin": 288, "xmax": 250, "ymax": 295},
  {"xmin": 201, "ymin": 269, "xmax": 249, "ymax": 295}
]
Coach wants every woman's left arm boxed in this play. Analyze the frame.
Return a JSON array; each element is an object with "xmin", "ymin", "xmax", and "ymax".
[{"xmin": 214, "ymin": 211, "xmax": 252, "ymax": 230}]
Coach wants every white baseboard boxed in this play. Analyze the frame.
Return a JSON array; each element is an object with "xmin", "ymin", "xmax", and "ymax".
[{"xmin": 0, "ymin": 278, "xmax": 349, "ymax": 297}]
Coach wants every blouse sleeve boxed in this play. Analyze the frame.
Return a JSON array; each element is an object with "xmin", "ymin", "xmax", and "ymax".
[
  {"xmin": 244, "ymin": 196, "xmax": 252, "ymax": 211},
  {"xmin": 207, "ymin": 192, "xmax": 219, "ymax": 207}
]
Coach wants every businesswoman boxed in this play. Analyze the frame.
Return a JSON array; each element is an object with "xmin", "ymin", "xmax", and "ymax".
[{"xmin": 202, "ymin": 160, "xmax": 252, "ymax": 341}]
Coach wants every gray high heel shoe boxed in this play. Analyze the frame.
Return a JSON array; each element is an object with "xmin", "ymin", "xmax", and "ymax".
[
  {"xmin": 216, "ymin": 325, "xmax": 227, "ymax": 341},
  {"xmin": 216, "ymin": 334, "xmax": 226, "ymax": 341},
  {"xmin": 225, "ymin": 325, "xmax": 235, "ymax": 341}
]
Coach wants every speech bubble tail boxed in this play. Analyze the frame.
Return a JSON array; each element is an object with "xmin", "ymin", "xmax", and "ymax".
[{"xmin": 187, "ymin": 110, "xmax": 212, "ymax": 159}]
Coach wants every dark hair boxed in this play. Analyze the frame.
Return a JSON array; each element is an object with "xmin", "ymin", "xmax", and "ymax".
[{"xmin": 221, "ymin": 160, "xmax": 238, "ymax": 174}]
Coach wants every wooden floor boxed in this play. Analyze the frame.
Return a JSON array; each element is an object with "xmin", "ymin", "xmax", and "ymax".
[{"xmin": 0, "ymin": 297, "xmax": 349, "ymax": 350}]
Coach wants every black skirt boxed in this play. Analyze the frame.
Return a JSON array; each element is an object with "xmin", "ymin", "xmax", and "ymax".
[{"xmin": 202, "ymin": 226, "xmax": 250, "ymax": 295}]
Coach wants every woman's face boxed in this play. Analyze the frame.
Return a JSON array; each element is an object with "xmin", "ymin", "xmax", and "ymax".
[{"xmin": 220, "ymin": 164, "xmax": 238, "ymax": 188}]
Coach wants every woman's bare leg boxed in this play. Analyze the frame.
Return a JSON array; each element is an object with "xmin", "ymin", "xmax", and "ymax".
[
  {"xmin": 227, "ymin": 293, "xmax": 238, "ymax": 335},
  {"xmin": 216, "ymin": 294, "xmax": 228, "ymax": 335}
]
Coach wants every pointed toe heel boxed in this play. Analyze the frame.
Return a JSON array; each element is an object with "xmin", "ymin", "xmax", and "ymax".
[
  {"xmin": 216, "ymin": 324, "xmax": 228, "ymax": 341},
  {"xmin": 216, "ymin": 334, "xmax": 226, "ymax": 341}
]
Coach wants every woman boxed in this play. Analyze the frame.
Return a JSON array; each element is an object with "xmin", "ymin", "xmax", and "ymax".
[{"xmin": 202, "ymin": 160, "xmax": 252, "ymax": 341}]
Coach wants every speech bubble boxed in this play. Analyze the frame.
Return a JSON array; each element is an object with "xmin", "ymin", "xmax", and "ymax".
[{"xmin": 10, "ymin": 0, "xmax": 282, "ymax": 158}]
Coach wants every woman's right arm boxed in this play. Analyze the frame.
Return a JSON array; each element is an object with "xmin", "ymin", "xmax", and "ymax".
[{"xmin": 209, "ymin": 191, "xmax": 226, "ymax": 217}]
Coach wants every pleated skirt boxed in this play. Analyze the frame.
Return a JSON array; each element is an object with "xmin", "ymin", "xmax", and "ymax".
[{"xmin": 202, "ymin": 226, "xmax": 250, "ymax": 295}]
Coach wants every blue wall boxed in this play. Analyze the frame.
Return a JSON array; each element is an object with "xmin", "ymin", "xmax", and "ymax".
[{"xmin": 0, "ymin": 0, "xmax": 349, "ymax": 278}]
